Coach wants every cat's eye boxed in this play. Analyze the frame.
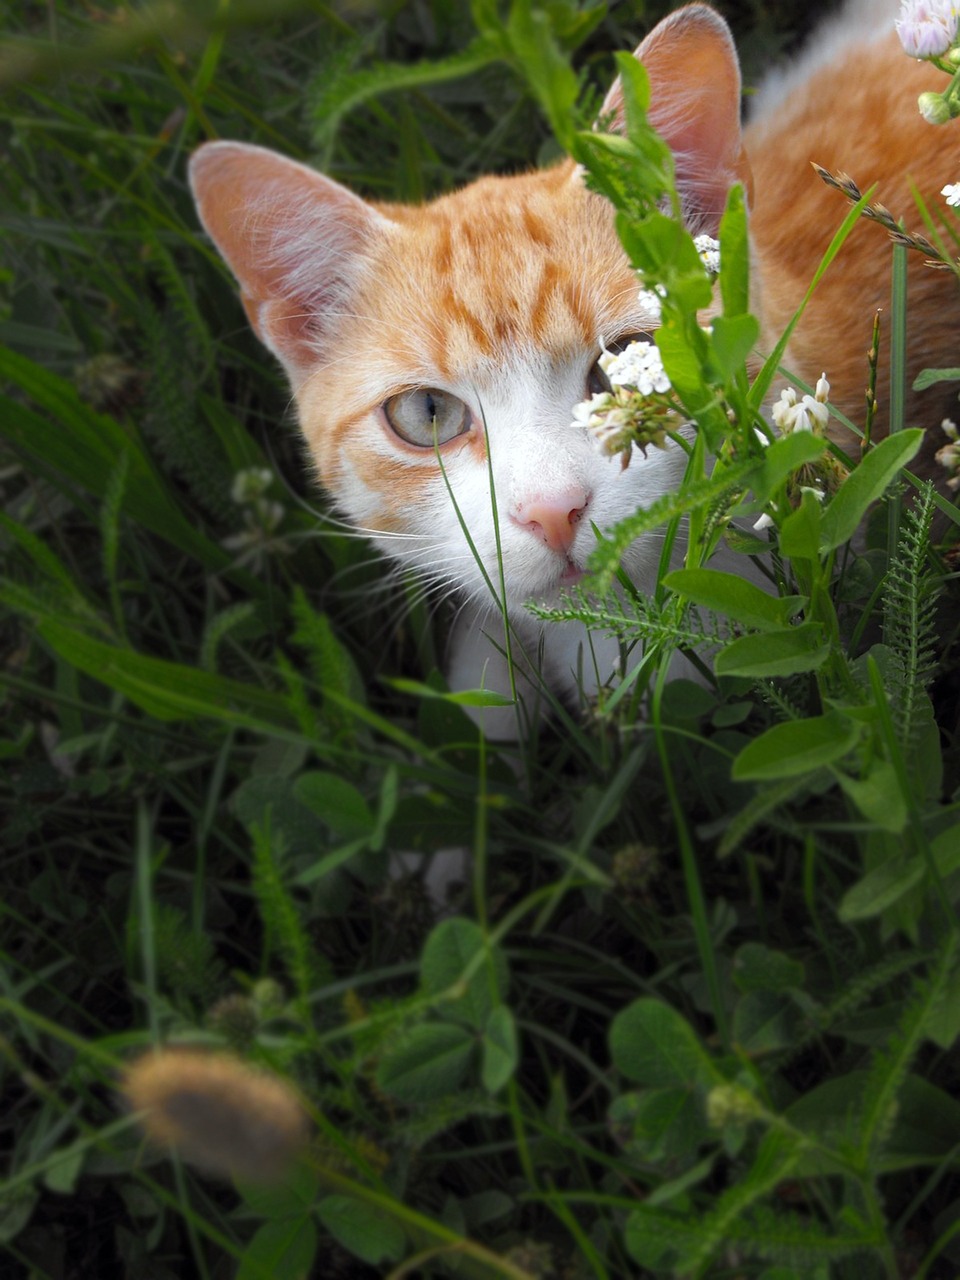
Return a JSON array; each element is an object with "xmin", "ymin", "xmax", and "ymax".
[
  {"xmin": 587, "ymin": 332, "xmax": 656, "ymax": 396},
  {"xmin": 383, "ymin": 388, "xmax": 471, "ymax": 447}
]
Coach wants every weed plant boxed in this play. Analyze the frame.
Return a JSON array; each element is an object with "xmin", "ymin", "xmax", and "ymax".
[{"xmin": 1, "ymin": 2, "xmax": 960, "ymax": 1278}]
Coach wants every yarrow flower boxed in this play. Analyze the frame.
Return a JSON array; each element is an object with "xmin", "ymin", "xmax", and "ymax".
[
  {"xmin": 598, "ymin": 340, "xmax": 671, "ymax": 396},
  {"xmin": 896, "ymin": 0, "xmax": 959, "ymax": 59},
  {"xmin": 693, "ymin": 233, "xmax": 721, "ymax": 275},
  {"xmin": 572, "ymin": 339, "xmax": 679, "ymax": 467},
  {"xmin": 943, "ymin": 182, "xmax": 960, "ymax": 205}
]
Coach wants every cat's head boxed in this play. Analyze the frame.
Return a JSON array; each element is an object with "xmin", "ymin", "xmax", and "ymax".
[{"xmin": 189, "ymin": 4, "xmax": 748, "ymax": 613}]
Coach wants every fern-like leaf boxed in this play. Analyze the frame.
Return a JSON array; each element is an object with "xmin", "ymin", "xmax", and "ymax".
[
  {"xmin": 882, "ymin": 481, "xmax": 940, "ymax": 754},
  {"xmin": 855, "ymin": 933, "xmax": 958, "ymax": 1171},
  {"xmin": 250, "ymin": 815, "xmax": 329, "ymax": 1011}
]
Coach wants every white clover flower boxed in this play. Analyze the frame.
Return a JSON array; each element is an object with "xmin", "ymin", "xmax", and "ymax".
[
  {"xmin": 598, "ymin": 340, "xmax": 671, "ymax": 396},
  {"xmin": 770, "ymin": 374, "xmax": 830, "ymax": 435},
  {"xmin": 938, "ymin": 417, "xmax": 960, "ymax": 490},
  {"xmin": 799, "ymin": 484, "xmax": 827, "ymax": 503},
  {"xmin": 942, "ymin": 183, "xmax": 960, "ymax": 206},
  {"xmin": 897, "ymin": 0, "xmax": 959, "ymax": 59},
  {"xmin": 693, "ymin": 233, "xmax": 721, "ymax": 275}
]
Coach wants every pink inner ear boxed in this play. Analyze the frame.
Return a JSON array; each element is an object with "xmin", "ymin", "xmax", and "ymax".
[
  {"xmin": 189, "ymin": 141, "xmax": 388, "ymax": 385},
  {"xmin": 600, "ymin": 4, "xmax": 751, "ymax": 233}
]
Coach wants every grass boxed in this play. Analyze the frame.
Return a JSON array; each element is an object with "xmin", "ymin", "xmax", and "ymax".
[{"xmin": 2, "ymin": 2, "xmax": 960, "ymax": 1278}]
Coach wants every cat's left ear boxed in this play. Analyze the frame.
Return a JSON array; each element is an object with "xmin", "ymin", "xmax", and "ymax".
[{"xmin": 598, "ymin": 3, "xmax": 752, "ymax": 234}]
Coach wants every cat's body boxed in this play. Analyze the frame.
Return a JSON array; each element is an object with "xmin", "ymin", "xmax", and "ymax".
[
  {"xmin": 745, "ymin": 3, "xmax": 958, "ymax": 460},
  {"xmin": 190, "ymin": 1, "xmax": 958, "ymax": 739}
]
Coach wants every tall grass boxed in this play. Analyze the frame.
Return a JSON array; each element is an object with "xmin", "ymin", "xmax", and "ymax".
[{"xmin": 1, "ymin": 3, "xmax": 959, "ymax": 1278}]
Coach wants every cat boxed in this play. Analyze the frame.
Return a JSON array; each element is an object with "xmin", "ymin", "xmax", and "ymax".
[{"xmin": 189, "ymin": 0, "xmax": 955, "ymax": 740}]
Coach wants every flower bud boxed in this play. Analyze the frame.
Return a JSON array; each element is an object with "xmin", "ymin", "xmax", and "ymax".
[{"xmin": 918, "ymin": 91, "xmax": 952, "ymax": 124}]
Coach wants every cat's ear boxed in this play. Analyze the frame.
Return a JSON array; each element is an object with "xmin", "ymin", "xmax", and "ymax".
[
  {"xmin": 189, "ymin": 141, "xmax": 391, "ymax": 385},
  {"xmin": 599, "ymin": 3, "xmax": 751, "ymax": 234}
]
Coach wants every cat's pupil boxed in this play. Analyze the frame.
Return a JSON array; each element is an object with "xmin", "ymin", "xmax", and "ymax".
[
  {"xmin": 587, "ymin": 362, "xmax": 612, "ymax": 397},
  {"xmin": 383, "ymin": 387, "xmax": 470, "ymax": 448}
]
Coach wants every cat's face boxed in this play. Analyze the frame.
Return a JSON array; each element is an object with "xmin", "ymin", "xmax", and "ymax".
[
  {"xmin": 189, "ymin": 5, "xmax": 746, "ymax": 612},
  {"xmin": 291, "ymin": 165, "xmax": 685, "ymax": 612}
]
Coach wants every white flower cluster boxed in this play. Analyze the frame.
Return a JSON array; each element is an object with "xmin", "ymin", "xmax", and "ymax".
[
  {"xmin": 637, "ymin": 284, "xmax": 665, "ymax": 326},
  {"xmin": 572, "ymin": 340, "xmax": 676, "ymax": 464},
  {"xmin": 771, "ymin": 373, "xmax": 831, "ymax": 435},
  {"xmin": 753, "ymin": 374, "xmax": 834, "ymax": 531},
  {"xmin": 896, "ymin": 0, "xmax": 959, "ymax": 59},
  {"xmin": 693, "ymin": 233, "xmax": 721, "ymax": 275},
  {"xmin": 598, "ymin": 340, "xmax": 671, "ymax": 395},
  {"xmin": 943, "ymin": 182, "xmax": 960, "ymax": 205},
  {"xmin": 223, "ymin": 466, "xmax": 288, "ymax": 567}
]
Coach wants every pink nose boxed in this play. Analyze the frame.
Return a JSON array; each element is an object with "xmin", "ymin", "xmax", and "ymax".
[{"xmin": 512, "ymin": 490, "xmax": 589, "ymax": 555}]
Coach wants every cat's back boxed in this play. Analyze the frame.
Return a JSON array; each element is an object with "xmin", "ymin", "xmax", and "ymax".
[{"xmin": 744, "ymin": 0, "xmax": 957, "ymax": 464}]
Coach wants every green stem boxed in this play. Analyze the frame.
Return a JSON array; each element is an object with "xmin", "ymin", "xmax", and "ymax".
[{"xmin": 651, "ymin": 660, "xmax": 729, "ymax": 1050}]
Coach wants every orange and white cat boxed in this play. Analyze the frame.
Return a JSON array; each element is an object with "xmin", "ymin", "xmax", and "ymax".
[{"xmin": 190, "ymin": 0, "xmax": 957, "ymax": 736}]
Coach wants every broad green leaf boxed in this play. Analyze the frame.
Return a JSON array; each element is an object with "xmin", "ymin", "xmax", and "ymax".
[
  {"xmin": 835, "ymin": 760, "xmax": 908, "ymax": 832},
  {"xmin": 375, "ymin": 1022, "xmax": 475, "ymax": 1104},
  {"xmin": 719, "ymin": 183, "xmax": 749, "ymax": 318},
  {"xmin": 236, "ymin": 1217, "xmax": 317, "ymax": 1280},
  {"xmin": 294, "ymin": 772, "xmax": 373, "ymax": 840},
  {"xmin": 777, "ymin": 488, "xmax": 823, "ymax": 560},
  {"xmin": 839, "ymin": 855, "xmax": 922, "ymax": 923},
  {"xmin": 316, "ymin": 1197, "xmax": 405, "ymax": 1267},
  {"xmin": 926, "ymin": 958, "xmax": 960, "ymax": 1049},
  {"xmin": 608, "ymin": 1088, "xmax": 706, "ymax": 1163},
  {"xmin": 752, "ymin": 431, "xmax": 829, "ymax": 507},
  {"xmin": 387, "ymin": 677, "xmax": 513, "ymax": 708},
  {"xmin": 715, "ymin": 624, "xmax": 830, "ymax": 678},
  {"xmin": 663, "ymin": 567, "xmax": 804, "ymax": 631},
  {"xmin": 732, "ymin": 944, "xmax": 805, "ymax": 994},
  {"xmin": 734, "ymin": 990, "xmax": 804, "ymax": 1054},
  {"xmin": 609, "ymin": 998, "xmax": 720, "ymax": 1089},
  {"xmin": 238, "ymin": 1162, "xmax": 320, "ymax": 1219},
  {"xmin": 42, "ymin": 1142, "xmax": 86, "ymax": 1195},
  {"xmin": 733, "ymin": 712, "xmax": 861, "ymax": 781},
  {"xmin": 710, "ymin": 314, "xmax": 759, "ymax": 381},
  {"xmin": 420, "ymin": 918, "xmax": 509, "ymax": 1029},
  {"xmin": 786, "ymin": 1071, "xmax": 960, "ymax": 1172},
  {"xmin": 819, "ymin": 429, "xmax": 923, "ymax": 551},
  {"xmin": 840, "ymin": 822, "xmax": 960, "ymax": 922},
  {"xmin": 913, "ymin": 365, "xmax": 960, "ymax": 390},
  {"xmin": 0, "ymin": 1191, "xmax": 38, "ymax": 1244},
  {"xmin": 481, "ymin": 1005, "xmax": 518, "ymax": 1093}
]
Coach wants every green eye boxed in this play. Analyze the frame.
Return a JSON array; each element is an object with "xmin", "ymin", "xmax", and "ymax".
[{"xmin": 383, "ymin": 388, "xmax": 471, "ymax": 447}]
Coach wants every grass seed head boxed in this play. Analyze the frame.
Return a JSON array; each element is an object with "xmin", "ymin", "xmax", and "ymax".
[{"xmin": 121, "ymin": 1048, "xmax": 308, "ymax": 1182}]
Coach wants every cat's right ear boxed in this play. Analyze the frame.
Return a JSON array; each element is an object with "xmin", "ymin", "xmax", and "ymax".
[
  {"xmin": 189, "ymin": 141, "xmax": 391, "ymax": 386},
  {"xmin": 597, "ymin": 4, "xmax": 751, "ymax": 235}
]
